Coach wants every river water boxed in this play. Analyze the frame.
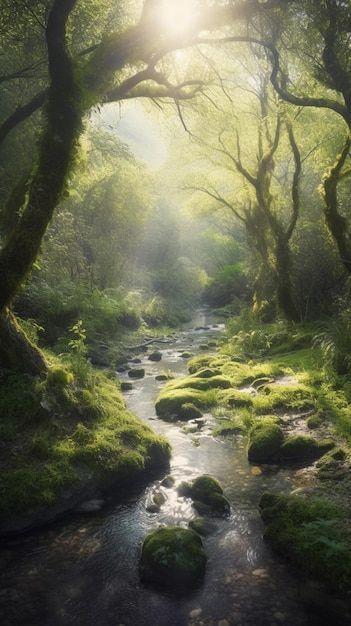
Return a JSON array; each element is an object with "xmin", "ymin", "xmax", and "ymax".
[{"xmin": 0, "ymin": 310, "xmax": 350, "ymax": 626}]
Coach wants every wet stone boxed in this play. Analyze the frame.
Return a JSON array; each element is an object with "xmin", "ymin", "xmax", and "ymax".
[
  {"xmin": 274, "ymin": 611, "xmax": 286, "ymax": 622},
  {"xmin": 189, "ymin": 608, "xmax": 202, "ymax": 619}
]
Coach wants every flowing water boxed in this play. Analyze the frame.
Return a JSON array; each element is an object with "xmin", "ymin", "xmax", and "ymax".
[{"xmin": 0, "ymin": 310, "xmax": 350, "ymax": 626}]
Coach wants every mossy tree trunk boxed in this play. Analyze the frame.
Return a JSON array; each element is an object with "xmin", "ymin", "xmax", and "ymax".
[
  {"xmin": 0, "ymin": 309, "xmax": 47, "ymax": 375},
  {"xmin": 0, "ymin": 0, "xmax": 79, "ymax": 375}
]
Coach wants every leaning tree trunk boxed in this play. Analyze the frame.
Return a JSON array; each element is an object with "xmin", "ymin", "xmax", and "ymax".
[
  {"xmin": 0, "ymin": 0, "xmax": 79, "ymax": 375},
  {"xmin": 0, "ymin": 309, "xmax": 47, "ymax": 375}
]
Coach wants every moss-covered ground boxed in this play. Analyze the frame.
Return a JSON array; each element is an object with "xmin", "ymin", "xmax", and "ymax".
[
  {"xmin": 0, "ymin": 352, "xmax": 170, "ymax": 524},
  {"xmin": 154, "ymin": 317, "xmax": 351, "ymax": 592}
]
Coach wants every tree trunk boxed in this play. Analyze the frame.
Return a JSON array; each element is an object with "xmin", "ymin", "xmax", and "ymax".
[
  {"xmin": 275, "ymin": 238, "xmax": 300, "ymax": 323},
  {"xmin": 0, "ymin": 1, "xmax": 78, "ymax": 375},
  {"xmin": 322, "ymin": 136, "xmax": 351, "ymax": 274},
  {"xmin": 0, "ymin": 309, "xmax": 48, "ymax": 376}
]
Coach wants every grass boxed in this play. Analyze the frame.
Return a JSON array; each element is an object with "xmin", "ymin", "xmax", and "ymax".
[{"xmin": 259, "ymin": 492, "xmax": 351, "ymax": 591}]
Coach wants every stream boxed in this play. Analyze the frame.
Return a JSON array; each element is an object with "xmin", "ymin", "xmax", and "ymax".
[{"xmin": 0, "ymin": 309, "xmax": 350, "ymax": 626}]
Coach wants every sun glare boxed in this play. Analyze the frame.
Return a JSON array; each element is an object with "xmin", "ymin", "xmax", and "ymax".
[{"xmin": 158, "ymin": 0, "xmax": 200, "ymax": 38}]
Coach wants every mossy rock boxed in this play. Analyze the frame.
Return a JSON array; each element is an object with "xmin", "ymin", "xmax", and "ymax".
[
  {"xmin": 155, "ymin": 373, "xmax": 168, "ymax": 381},
  {"xmin": 251, "ymin": 377, "xmax": 274, "ymax": 389},
  {"xmin": 139, "ymin": 527, "xmax": 206, "ymax": 590},
  {"xmin": 248, "ymin": 418, "xmax": 284, "ymax": 462},
  {"xmin": 188, "ymin": 355, "xmax": 220, "ymax": 374},
  {"xmin": 190, "ymin": 474, "xmax": 223, "ymax": 502},
  {"xmin": 190, "ymin": 475, "xmax": 230, "ymax": 516},
  {"xmin": 208, "ymin": 492, "xmax": 231, "ymax": 514},
  {"xmin": 179, "ymin": 351, "xmax": 194, "ymax": 359},
  {"xmin": 258, "ymin": 491, "xmax": 351, "ymax": 591},
  {"xmin": 219, "ymin": 389, "xmax": 253, "ymax": 408},
  {"xmin": 258, "ymin": 492, "xmax": 288, "ymax": 523},
  {"xmin": 306, "ymin": 413, "xmax": 323, "ymax": 429},
  {"xmin": 148, "ymin": 351, "xmax": 162, "ymax": 362},
  {"xmin": 193, "ymin": 367, "xmax": 222, "ymax": 378},
  {"xmin": 189, "ymin": 518, "xmax": 218, "ymax": 536},
  {"xmin": 121, "ymin": 381, "xmax": 133, "ymax": 391},
  {"xmin": 177, "ymin": 403, "xmax": 203, "ymax": 420},
  {"xmin": 278, "ymin": 435, "xmax": 320, "ymax": 461},
  {"xmin": 316, "ymin": 447, "xmax": 348, "ymax": 480},
  {"xmin": 128, "ymin": 368, "xmax": 145, "ymax": 379},
  {"xmin": 155, "ymin": 388, "xmax": 206, "ymax": 418},
  {"xmin": 46, "ymin": 367, "xmax": 73, "ymax": 387},
  {"xmin": 169, "ymin": 374, "xmax": 231, "ymax": 392}
]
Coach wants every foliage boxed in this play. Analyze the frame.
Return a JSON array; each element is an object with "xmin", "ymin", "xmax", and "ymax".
[
  {"xmin": 313, "ymin": 299, "xmax": 351, "ymax": 375},
  {"xmin": 203, "ymin": 263, "xmax": 250, "ymax": 307},
  {"xmin": 259, "ymin": 493, "xmax": 351, "ymax": 591}
]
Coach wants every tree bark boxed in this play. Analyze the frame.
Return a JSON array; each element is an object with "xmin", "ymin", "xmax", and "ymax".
[
  {"xmin": 0, "ymin": 309, "xmax": 47, "ymax": 375},
  {"xmin": 0, "ymin": 0, "xmax": 79, "ymax": 314}
]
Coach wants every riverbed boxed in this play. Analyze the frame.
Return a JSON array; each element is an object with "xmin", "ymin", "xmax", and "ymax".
[{"xmin": 0, "ymin": 311, "xmax": 350, "ymax": 625}]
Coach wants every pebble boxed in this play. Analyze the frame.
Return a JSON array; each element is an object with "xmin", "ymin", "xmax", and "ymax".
[
  {"xmin": 189, "ymin": 608, "xmax": 202, "ymax": 619},
  {"xmin": 274, "ymin": 612, "xmax": 286, "ymax": 622},
  {"xmin": 252, "ymin": 568, "xmax": 268, "ymax": 577},
  {"xmin": 218, "ymin": 620, "xmax": 230, "ymax": 626}
]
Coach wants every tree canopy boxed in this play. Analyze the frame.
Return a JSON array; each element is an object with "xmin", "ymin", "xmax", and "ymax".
[{"xmin": 1, "ymin": 0, "xmax": 351, "ymax": 371}]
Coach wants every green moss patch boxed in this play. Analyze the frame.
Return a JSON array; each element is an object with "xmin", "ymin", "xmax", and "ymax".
[
  {"xmin": 278, "ymin": 435, "xmax": 321, "ymax": 461},
  {"xmin": 179, "ymin": 474, "xmax": 230, "ymax": 516},
  {"xmin": 259, "ymin": 492, "xmax": 351, "ymax": 591},
  {"xmin": 139, "ymin": 526, "xmax": 207, "ymax": 590},
  {"xmin": 0, "ymin": 366, "xmax": 171, "ymax": 521},
  {"xmin": 155, "ymin": 372, "xmax": 229, "ymax": 419},
  {"xmin": 248, "ymin": 417, "xmax": 284, "ymax": 462}
]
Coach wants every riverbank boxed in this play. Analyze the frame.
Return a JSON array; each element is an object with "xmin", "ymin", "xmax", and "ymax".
[{"xmin": 0, "ymin": 354, "xmax": 171, "ymax": 536}]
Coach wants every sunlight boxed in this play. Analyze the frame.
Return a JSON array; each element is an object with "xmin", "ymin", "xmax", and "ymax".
[{"xmin": 158, "ymin": 0, "xmax": 201, "ymax": 38}]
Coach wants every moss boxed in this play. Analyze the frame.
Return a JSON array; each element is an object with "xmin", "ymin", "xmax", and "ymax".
[
  {"xmin": 217, "ymin": 388, "xmax": 253, "ymax": 408},
  {"xmin": 191, "ymin": 474, "xmax": 223, "ymax": 502},
  {"xmin": 167, "ymin": 374, "xmax": 231, "ymax": 392},
  {"xmin": 306, "ymin": 412, "xmax": 324, "ymax": 429},
  {"xmin": 192, "ymin": 367, "xmax": 222, "ymax": 378},
  {"xmin": 177, "ymin": 403, "xmax": 203, "ymax": 420},
  {"xmin": 189, "ymin": 518, "xmax": 218, "ymax": 536},
  {"xmin": 182, "ymin": 474, "xmax": 231, "ymax": 516},
  {"xmin": 155, "ymin": 388, "xmax": 207, "ymax": 418},
  {"xmin": 278, "ymin": 435, "xmax": 320, "ymax": 461},
  {"xmin": 139, "ymin": 526, "xmax": 207, "ymax": 589},
  {"xmin": 248, "ymin": 417, "xmax": 284, "ymax": 462},
  {"xmin": 0, "ymin": 367, "xmax": 171, "ymax": 519},
  {"xmin": 259, "ymin": 492, "xmax": 351, "ymax": 591},
  {"xmin": 188, "ymin": 355, "xmax": 218, "ymax": 373},
  {"xmin": 46, "ymin": 367, "xmax": 73, "ymax": 387}
]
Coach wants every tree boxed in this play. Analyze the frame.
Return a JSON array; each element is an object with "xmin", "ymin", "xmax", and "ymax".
[
  {"xmin": 0, "ymin": 0, "xmax": 206, "ymax": 372},
  {"xmin": 176, "ymin": 47, "xmax": 303, "ymax": 320},
  {"xmin": 237, "ymin": 0, "xmax": 351, "ymax": 274},
  {"xmin": 2, "ymin": 0, "xmax": 350, "ymax": 373}
]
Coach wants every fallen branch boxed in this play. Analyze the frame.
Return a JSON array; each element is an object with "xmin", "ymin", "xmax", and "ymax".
[{"xmin": 122, "ymin": 337, "xmax": 173, "ymax": 350}]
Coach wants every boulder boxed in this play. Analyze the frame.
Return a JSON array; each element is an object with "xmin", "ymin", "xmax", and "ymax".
[
  {"xmin": 248, "ymin": 418, "xmax": 284, "ymax": 462},
  {"xmin": 148, "ymin": 351, "xmax": 162, "ymax": 362},
  {"xmin": 128, "ymin": 368, "xmax": 145, "ymax": 379},
  {"xmin": 139, "ymin": 527, "xmax": 206, "ymax": 590},
  {"xmin": 179, "ymin": 474, "xmax": 230, "ymax": 517}
]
